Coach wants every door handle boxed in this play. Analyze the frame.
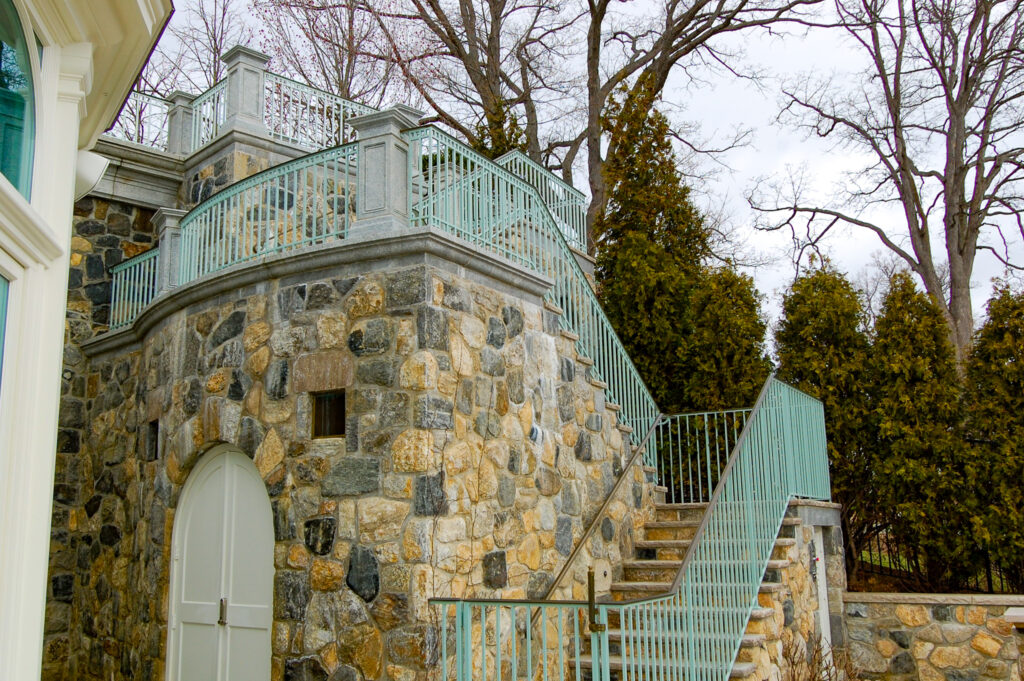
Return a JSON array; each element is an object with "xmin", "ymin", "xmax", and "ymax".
[{"xmin": 218, "ymin": 597, "xmax": 227, "ymax": 625}]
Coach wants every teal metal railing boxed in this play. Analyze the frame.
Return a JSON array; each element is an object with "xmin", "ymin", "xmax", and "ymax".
[
  {"xmin": 654, "ymin": 409, "xmax": 751, "ymax": 505},
  {"xmin": 179, "ymin": 142, "xmax": 358, "ymax": 283},
  {"xmin": 406, "ymin": 126, "xmax": 659, "ymax": 442},
  {"xmin": 495, "ymin": 151, "xmax": 588, "ymax": 252},
  {"xmin": 109, "ymin": 247, "xmax": 160, "ymax": 330},
  {"xmin": 264, "ymin": 73, "xmax": 375, "ymax": 150},
  {"xmin": 432, "ymin": 378, "xmax": 829, "ymax": 681},
  {"xmin": 191, "ymin": 80, "xmax": 227, "ymax": 150}
]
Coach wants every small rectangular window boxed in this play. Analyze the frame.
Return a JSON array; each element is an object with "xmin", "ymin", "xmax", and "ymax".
[
  {"xmin": 313, "ymin": 391, "xmax": 346, "ymax": 438},
  {"xmin": 145, "ymin": 420, "xmax": 159, "ymax": 461}
]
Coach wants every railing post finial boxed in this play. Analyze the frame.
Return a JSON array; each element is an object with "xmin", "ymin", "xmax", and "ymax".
[
  {"xmin": 221, "ymin": 45, "xmax": 271, "ymax": 139},
  {"xmin": 166, "ymin": 91, "xmax": 197, "ymax": 156}
]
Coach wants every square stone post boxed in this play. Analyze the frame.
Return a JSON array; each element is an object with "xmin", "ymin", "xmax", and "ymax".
[
  {"xmin": 347, "ymin": 105, "xmax": 425, "ymax": 238},
  {"xmin": 221, "ymin": 45, "xmax": 270, "ymax": 138},
  {"xmin": 154, "ymin": 208, "xmax": 187, "ymax": 293},
  {"xmin": 166, "ymin": 91, "xmax": 196, "ymax": 156}
]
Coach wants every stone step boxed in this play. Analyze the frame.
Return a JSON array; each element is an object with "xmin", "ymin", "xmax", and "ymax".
[
  {"xmin": 654, "ymin": 503, "xmax": 708, "ymax": 522},
  {"xmin": 544, "ymin": 301, "xmax": 564, "ymax": 315},
  {"xmin": 572, "ymin": 654, "xmax": 756, "ymax": 679},
  {"xmin": 643, "ymin": 521, "xmax": 700, "ymax": 541},
  {"xmin": 622, "ymin": 560, "xmax": 679, "ymax": 582},
  {"xmin": 634, "ymin": 539, "xmax": 692, "ymax": 560},
  {"xmin": 561, "ymin": 329, "xmax": 580, "ymax": 342}
]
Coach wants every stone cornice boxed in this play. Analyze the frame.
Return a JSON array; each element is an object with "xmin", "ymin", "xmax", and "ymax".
[{"xmin": 82, "ymin": 226, "xmax": 554, "ymax": 360}]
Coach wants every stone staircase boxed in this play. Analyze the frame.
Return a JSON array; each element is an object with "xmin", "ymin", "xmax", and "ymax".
[{"xmin": 573, "ymin": 502, "xmax": 803, "ymax": 681}]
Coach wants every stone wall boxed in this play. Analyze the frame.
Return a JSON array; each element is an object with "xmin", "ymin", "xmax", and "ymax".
[
  {"xmin": 43, "ymin": 197, "xmax": 156, "ymax": 679},
  {"xmin": 43, "ymin": 240, "xmax": 658, "ymax": 681},
  {"xmin": 845, "ymin": 594, "xmax": 1024, "ymax": 681}
]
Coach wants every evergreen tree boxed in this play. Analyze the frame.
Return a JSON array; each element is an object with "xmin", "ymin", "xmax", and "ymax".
[
  {"xmin": 678, "ymin": 267, "xmax": 771, "ymax": 411},
  {"xmin": 594, "ymin": 78, "xmax": 711, "ymax": 414},
  {"xmin": 774, "ymin": 266, "xmax": 877, "ymax": 575},
  {"xmin": 967, "ymin": 284, "xmax": 1024, "ymax": 590},
  {"xmin": 872, "ymin": 272, "xmax": 980, "ymax": 589}
]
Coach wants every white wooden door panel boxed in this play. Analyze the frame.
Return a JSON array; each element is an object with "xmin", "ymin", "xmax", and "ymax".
[{"xmin": 168, "ymin": 447, "xmax": 273, "ymax": 681}]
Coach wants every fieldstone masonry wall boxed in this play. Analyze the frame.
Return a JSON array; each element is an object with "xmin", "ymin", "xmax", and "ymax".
[
  {"xmin": 43, "ymin": 242, "xmax": 658, "ymax": 681},
  {"xmin": 845, "ymin": 595, "xmax": 1024, "ymax": 681}
]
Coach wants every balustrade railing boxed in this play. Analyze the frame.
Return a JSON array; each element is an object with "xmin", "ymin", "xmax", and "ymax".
[
  {"xmin": 179, "ymin": 142, "xmax": 358, "ymax": 282},
  {"xmin": 109, "ymin": 248, "xmax": 160, "ymax": 330},
  {"xmin": 406, "ymin": 126, "xmax": 659, "ymax": 441},
  {"xmin": 654, "ymin": 409, "xmax": 751, "ymax": 504},
  {"xmin": 264, "ymin": 73, "xmax": 375, "ymax": 150},
  {"xmin": 106, "ymin": 91, "xmax": 170, "ymax": 150},
  {"xmin": 495, "ymin": 151, "xmax": 587, "ymax": 252},
  {"xmin": 191, "ymin": 80, "xmax": 228, "ymax": 150},
  {"xmin": 433, "ymin": 378, "xmax": 830, "ymax": 681}
]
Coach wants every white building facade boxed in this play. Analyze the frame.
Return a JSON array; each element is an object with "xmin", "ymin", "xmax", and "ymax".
[{"xmin": 0, "ymin": 1, "xmax": 172, "ymax": 678}]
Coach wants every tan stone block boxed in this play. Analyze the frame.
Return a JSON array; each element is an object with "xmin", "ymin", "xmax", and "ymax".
[
  {"xmin": 392, "ymin": 430, "xmax": 434, "ymax": 472},
  {"xmin": 262, "ymin": 397, "xmax": 293, "ymax": 424},
  {"xmin": 320, "ymin": 642, "xmax": 339, "ymax": 674},
  {"xmin": 460, "ymin": 315, "xmax": 486, "ymax": 348},
  {"xmin": 400, "ymin": 351, "xmax": 438, "ymax": 390},
  {"xmin": 247, "ymin": 294, "xmax": 267, "ymax": 321},
  {"xmin": 244, "ymin": 386, "xmax": 261, "ymax": 416},
  {"xmin": 206, "ymin": 368, "xmax": 230, "ymax": 394},
  {"xmin": 972, "ymin": 631, "xmax": 1003, "ymax": 657},
  {"xmin": 287, "ymin": 544, "xmax": 311, "ymax": 569},
  {"xmin": 930, "ymin": 645, "xmax": 971, "ymax": 668},
  {"xmin": 988, "ymin": 618, "xmax": 1014, "ymax": 637},
  {"xmin": 967, "ymin": 606, "xmax": 987, "ymax": 626},
  {"xmin": 69, "ymin": 253, "xmax": 82, "ymax": 266},
  {"xmin": 70, "ymin": 236, "xmax": 92, "ymax": 252},
  {"xmin": 337, "ymin": 623, "xmax": 383, "ymax": 679},
  {"xmin": 520, "ymin": 534, "xmax": 541, "ymax": 570},
  {"xmin": 438, "ymin": 371, "xmax": 458, "ymax": 396},
  {"xmin": 896, "ymin": 604, "xmax": 931, "ymax": 627},
  {"xmin": 254, "ymin": 428, "xmax": 284, "ymax": 477},
  {"xmin": 310, "ymin": 559, "xmax": 346, "ymax": 591},
  {"xmin": 912, "ymin": 641, "xmax": 935, "ymax": 660},
  {"xmin": 358, "ymin": 498, "xmax": 410, "ymax": 542},
  {"xmin": 292, "ymin": 351, "xmax": 353, "ymax": 393},
  {"xmin": 244, "ymin": 321, "xmax": 272, "ymax": 352},
  {"xmin": 316, "ymin": 311, "xmax": 348, "ymax": 349},
  {"xmin": 876, "ymin": 639, "xmax": 899, "ymax": 657},
  {"xmin": 272, "ymin": 621, "xmax": 291, "ymax": 654},
  {"xmin": 451, "ymin": 334, "xmax": 474, "ymax": 376},
  {"xmin": 346, "ymin": 281, "xmax": 384, "ymax": 318},
  {"xmin": 245, "ymin": 345, "xmax": 271, "ymax": 377},
  {"xmin": 518, "ymin": 401, "xmax": 533, "ymax": 437}
]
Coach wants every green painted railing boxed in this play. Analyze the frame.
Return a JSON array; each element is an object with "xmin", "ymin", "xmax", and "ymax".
[
  {"xmin": 406, "ymin": 126, "xmax": 660, "ymax": 442},
  {"xmin": 432, "ymin": 378, "xmax": 829, "ymax": 681},
  {"xmin": 109, "ymin": 247, "xmax": 160, "ymax": 330},
  {"xmin": 179, "ymin": 142, "xmax": 358, "ymax": 283},
  {"xmin": 655, "ymin": 409, "xmax": 751, "ymax": 505},
  {"xmin": 264, "ymin": 73, "xmax": 375, "ymax": 150},
  {"xmin": 495, "ymin": 151, "xmax": 588, "ymax": 252}
]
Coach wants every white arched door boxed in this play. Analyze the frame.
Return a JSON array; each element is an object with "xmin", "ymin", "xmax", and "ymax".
[{"xmin": 167, "ymin": 446, "xmax": 274, "ymax": 681}]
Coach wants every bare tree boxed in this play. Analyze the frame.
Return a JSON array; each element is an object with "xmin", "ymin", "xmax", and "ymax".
[
  {"xmin": 751, "ymin": 0, "xmax": 1024, "ymax": 364},
  {"xmin": 252, "ymin": 0, "xmax": 419, "ymax": 108},
  {"xmin": 140, "ymin": 0, "xmax": 254, "ymax": 95}
]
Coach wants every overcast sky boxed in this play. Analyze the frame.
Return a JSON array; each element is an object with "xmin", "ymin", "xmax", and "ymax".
[{"xmin": 672, "ymin": 24, "xmax": 1023, "ymax": 328}]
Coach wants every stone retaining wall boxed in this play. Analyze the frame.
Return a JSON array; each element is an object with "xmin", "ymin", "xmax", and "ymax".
[
  {"xmin": 43, "ymin": 239, "xmax": 658, "ymax": 681},
  {"xmin": 845, "ymin": 593, "xmax": 1024, "ymax": 681}
]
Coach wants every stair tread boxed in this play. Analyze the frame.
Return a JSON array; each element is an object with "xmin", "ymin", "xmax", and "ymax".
[
  {"xmin": 544, "ymin": 301, "xmax": 564, "ymax": 314},
  {"xmin": 655, "ymin": 503, "xmax": 710, "ymax": 510},
  {"xmin": 645, "ymin": 520, "xmax": 702, "ymax": 528},
  {"xmin": 573, "ymin": 655, "xmax": 757, "ymax": 678},
  {"xmin": 635, "ymin": 539, "xmax": 693, "ymax": 547},
  {"xmin": 603, "ymin": 630, "xmax": 768, "ymax": 648},
  {"xmin": 611, "ymin": 581, "xmax": 671, "ymax": 590},
  {"xmin": 623, "ymin": 560, "xmax": 683, "ymax": 568}
]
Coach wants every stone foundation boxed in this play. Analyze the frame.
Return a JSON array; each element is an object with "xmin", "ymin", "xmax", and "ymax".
[
  {"xmin": 845, "ymin": 594, "xmax": 1024, "ymax": 681},
  {"xmin": 43, "ymin": 230, "xmax": 658, "ymax": 681}
]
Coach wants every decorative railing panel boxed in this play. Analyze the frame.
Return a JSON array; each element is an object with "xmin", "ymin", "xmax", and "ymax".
[
  {"xmin": 495, "ymin": 151, "xmax": 587, "ymax": 252},
  {"xmin": 179, "ymin": 143, "xmax": 357, "ymax": 282},
  {"xmin": 264, "ymin": 73, "xmax": 375, "ymax": 150},
  {"xmin": 191, "ymin": 80, "xmax": 227, "ymax": 150},
  {"xmin": 433, "ymin": 378, "xmax": 830, "ymax": 681},
  {"xmin": 406, "ymin": 126, "xmax": 659, "ymax": 442},
  {"xmin": 106, "ymin": 92, "xmax": 170, "ymax": 150},
  {"xmin": 109, "ymin": 248, "xmax": 160, "ymax": 330},
  {"xmin": 654, "ymin": 409, "xmax": 751, "ymax": 504}
]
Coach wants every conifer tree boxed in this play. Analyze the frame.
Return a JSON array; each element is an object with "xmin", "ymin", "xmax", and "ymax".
[
  {"xmin": 872, "ymin": 272, "xmax": 980, "ymax": 588},
  {"xmin": 594, "ymin": 78, "xmax": 711, "ymax": 414},
  {"xmin": 967, "ymin": 284, "xmax": 1024, "ymax": 590},
  {"xmin": 775, "ymin": 266, "xmax": 877, "ymax": 575}
]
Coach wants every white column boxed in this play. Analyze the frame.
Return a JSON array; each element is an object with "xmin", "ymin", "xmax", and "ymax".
[
  {"xmin": 347, "ymin": 105, "xmax": 424, "ymax": 238},
  {"xmin": 221, "ymin": 45, "xmax": 270, "ymax": 138},
  {"xmin": 0, "ymin": 42, "xmax": 90, "ymax": 681},
  {"xmin": 166, "ymin": 90, "xmax": 196, "ymax": 155},
  {"xmin": 154, "ymin": 208, "xmax": 186, "ymax": 294}
]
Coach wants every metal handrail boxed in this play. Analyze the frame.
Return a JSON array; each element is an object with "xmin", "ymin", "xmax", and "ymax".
[
  {"xmin": 178, "ymin": 142, "xmax": 358, "ymax": 283},
  {"xmin": 190, "ymin": 80, "xmax": 227, "ymax": 150},
  {"xmin": 109, "ymin": 247, "xmax": 160, "ymax": 330},
  {"xmin": 264, "ymin": 72, "xmax": 376, "ymax": 150},
  {"xmin": 405, "ymin": 125, "xmax": 660, "ymax": 445},
  {"xmin": 494, "ymin": 150, "xmax": 587, "ymax": 252}
]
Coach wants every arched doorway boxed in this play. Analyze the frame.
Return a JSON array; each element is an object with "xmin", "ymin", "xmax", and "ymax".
[{"xmin": 166, "ymin": 445, "xmax": 274, "ymax": 681}]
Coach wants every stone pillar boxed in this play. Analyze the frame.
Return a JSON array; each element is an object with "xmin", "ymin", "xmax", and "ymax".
[
  {"xmin": 347, "ymin": 105, "xmax": 425, "ymax": 238},
  {"xmin": 154, "ymin": 208, "xmax": 187, "ymax": 293},
  {"xmin": 221, "ymin": 45, "xmax": 270, "ymax": 138},
  {"xmin": 166, "ymin": 91, "xmax": 196, "ymax": 156}
]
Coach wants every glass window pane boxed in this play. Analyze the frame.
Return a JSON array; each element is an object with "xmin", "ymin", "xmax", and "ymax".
[{"xmin": 0, "ymin": 0, "xmax": 34, "ymax": 197}]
